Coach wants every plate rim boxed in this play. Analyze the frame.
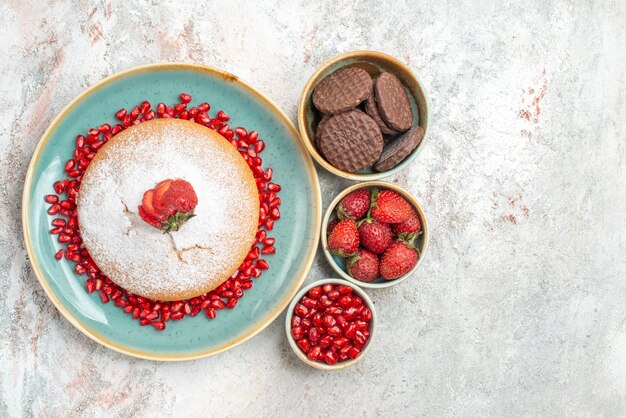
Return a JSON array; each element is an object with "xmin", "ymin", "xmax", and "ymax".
[{"xmin": 21, "ymin": 62, "xmax": 322, "ymax": 361}]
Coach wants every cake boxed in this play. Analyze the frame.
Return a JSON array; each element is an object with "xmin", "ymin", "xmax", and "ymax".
[{"xmin": 77, "ymin": 118, "xmax": 260, "ymax": 301}]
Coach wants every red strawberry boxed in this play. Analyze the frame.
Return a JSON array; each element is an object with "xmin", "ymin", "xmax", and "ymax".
[
  {"xmin": 392, "ymin": 207, "xmax": 422, "ymax": 242},
  {"xmin": 327, "ymin": 218, "xmax": 340, "ymax": 236},
  {"xmin": 370, "ymin": 189, "xmax": 412, "ymax": 224},
  {"xmin": 153, "ymin": 179, "xmax": 173, "ymax": 212},
  {"xmin": 380, "ymin": 241, "xmax": 419, "ymax": 280},
  {"xmin": 327, "ymin": 219, "xmax": 359, "ymax": 257},
  {"xmin": 357, "ymin": 219, "xmax": 393, "ymax": 254},
  {"xmin": 137, "ymin": 200, "xmax": 161, "ymax": 228},
  {"xmin": 347, "ymin": 248, "xmax": 379, "ymax": 283},
  {"xmin": 337, "ymin": 189, "xmax": 371, "ymax": 220},
  {"xmin": 138, "ymin": 178, "xmax": 198, "ymax": 232},
  {"xmin": 140, "ymin": 189, "xmax": 162, "ymax": 221},
  {"xmin": 159, "ymin": 179, "xmax": 198, "ymax": 214}
]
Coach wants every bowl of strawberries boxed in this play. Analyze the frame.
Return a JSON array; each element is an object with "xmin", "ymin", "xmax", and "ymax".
[{"xmin": 321, "ymin": 182, "xmax": 428, "ymax": 289}]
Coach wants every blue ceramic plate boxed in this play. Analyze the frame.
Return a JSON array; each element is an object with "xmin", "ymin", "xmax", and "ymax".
[{"xmin": 22, "ymin": 63, "xmax": 321, "ymax": 361}]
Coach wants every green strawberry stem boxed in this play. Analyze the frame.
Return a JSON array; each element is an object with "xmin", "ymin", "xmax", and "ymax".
[
  {"xmin": 162, "ymin": 211, "xmax": 196, "ymax": 233},
  {"xmin": 366, "ymin": 187, "xmax": 379, "ymax": 219}
]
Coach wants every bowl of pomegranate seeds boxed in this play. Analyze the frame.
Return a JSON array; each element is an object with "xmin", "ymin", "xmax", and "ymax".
[
  {"xmin": 321, "ymin": 181, "xmax": 429, "ymax": 289},
  {"xmin": 285, "ymin": 279, "xmax": 377, "ymax": 369}
]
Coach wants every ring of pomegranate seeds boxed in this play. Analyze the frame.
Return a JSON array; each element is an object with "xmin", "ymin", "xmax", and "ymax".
[{"xmin": 45, "ymin": 93, "xmax": 281, "ymax": 331}]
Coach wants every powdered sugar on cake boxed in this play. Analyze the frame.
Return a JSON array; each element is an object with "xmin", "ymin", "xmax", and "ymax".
[{"xmin": 77, "ymin": 119, "xmax": 259, "ymax": 301}]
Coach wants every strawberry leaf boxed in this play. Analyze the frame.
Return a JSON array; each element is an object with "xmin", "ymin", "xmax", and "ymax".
[{"xmin": 162, "ymin": 211, "xmax": 196, "ymax": 233}]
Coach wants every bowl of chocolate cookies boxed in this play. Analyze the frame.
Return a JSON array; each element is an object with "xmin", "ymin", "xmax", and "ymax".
[{"xmin": 298, "ymin": 50, "xmax": 429, "ymax": 180}]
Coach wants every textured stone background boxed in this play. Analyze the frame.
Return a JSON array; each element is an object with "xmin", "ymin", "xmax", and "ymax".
[{"xmin": 1, "ymin": 0, "xmax": 626, "ymax": 416}]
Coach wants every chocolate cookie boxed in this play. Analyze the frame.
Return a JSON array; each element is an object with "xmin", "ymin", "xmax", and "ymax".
[
  {"xmin": 314, "ymin": 115, "xmax": 330, "ymax": 153},
  {"xmin": 374, "ymin": 72, "xmax": 413, "ymax": 132},
  {"xmin": 319, "ymin": 109, "xmax": 383, "ymax": 173},
  {"xmin": 364, "ymin": 92, "xmax": 399, "ymax": 136},
  {"xmin": 374, "ymin": 125, "xmax": 424, "ymax": 172},
  {"xmin": 312, "ymin": 67, "xmax": 373, "ymax": 115}
]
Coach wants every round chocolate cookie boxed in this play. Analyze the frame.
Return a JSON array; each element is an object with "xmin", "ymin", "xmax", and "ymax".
[
  {"xmin": 364, "ymin": 92, "xmax": 399, "ymax": 136},
  {"xmin": 312, "ymin": 67, "xmax": 372, "ymax": 115},
  {"xmin": 374, "ymin": 125, "xmax": 425, "ymax": 172},
  {"xmin": 319, "ymin": 109, "xmax": 383, "ymax": 173},
  {"xmin": 374, "ymin": 72, "xmax": 413, "ymax": 132}
]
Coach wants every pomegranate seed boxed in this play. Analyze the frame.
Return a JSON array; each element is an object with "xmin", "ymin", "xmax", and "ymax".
[
  {"xmin": 324, "ymin": 350, "xmax": 338, "ymax": 365},
  {"xmin": 345, "ymin": 323, "xmax": 357, "ymax": 339},
  {"xmin": 139, "ymin": 101, "xmax": 151, "ymax": 114},
  {"xmin": 323, "ymin": 315, "xmax": 336, "ymax": 328},
  {"xmin": 326, "ymin": 306, "xmax": 343, "ymax": 315},
  {"xmin": 115, "ymin": 109, "xmax": 127, "ymax": 120},
  {"xmin": 292, "ymin": 315, "xmax": 302, "ymax": 328},
  {"xmin": 333, "ymin": 337, "xmax": 348, "ymax": 348},
  {"xmin": 294, "ymin": 304, "xmax": 308, "ymax": 317},
  {"xmin": 260, "ymin": 245, "xmax": 275, "ymax": 255},
  {"xmin": 338, "ymin": 296, "xmax": 353, "ymax": 308},
  {"xmin": 139, "ymin": 318, "xmax": 151, "ymax": 326},
  {"xmin": 355, "ymin": 320, "xmax": 368, "ymax": 330},
  {"xmin": 256, "ymin": 259, "xmax": 269, "ymax": 270},
  {"xmin": 348, "ymin": 346, "xmax": 361, "ymax": 359},
  {"xmin": 47, "ymin": 204, "xmax": 60, "ymax": 215},
  {"xmin": 85, "ymin": 279, "xmax": 95, "ymax": 293},
  {"xmin": 336, "ymin": 315, "xmax": 347, "ymax": 329},
  {"xmin": 301, "ymin": 297, "xmax": 317, "ymax": 309},
  {"xmin": 354, "ymin": 330, "xmax": 367, "ymax": 347},
  {"xmin": 267, "ymin": 183, "xmax": 281, "ymax": 192},
  {"xmin": 247, "ymin": 131, "xmax": 258, "ymax": 142},
  {"xmin": 319, "ymin": 335, "xmax": 333, "ymax": 348},
  {"xmin": 216, "ymin": 110, "xmax": 229, "ymax": 121},
  {"xmin": 344, "ymin": 306, "xmax": 359, "ymax": 320},
  {"xmin": 206, "ymin": 307, "xmax": 216, "ymax": 319},
  {"xmin": 340, "ymin": 344, "xmax": 353, "ymax": 355},
  {"xmin": 360, "ymin": 308, "xmax": 372, "ymax": 322},
  {"xmin": 297, "ymin": 338, "xmax": 310, "ymax": 354},
  {"xmin": 328, "ymin": 326, "xmax": 342, "ymax": 337},
  {"xmin": 291, "ymin": 326, "xmax": 304, "ymax": 340},
  {"xmin": 308, "ymin": 327, "xmax": 320, "ymax": 342},
  {"xmin": 338, "ymin": 285, "xmax": 352, "ymax": 296},
  {"xmin": 152, "ymin": 321, "xmax": 166, "ymax": 331},
  {"xmin": 307, "ymin": 346, "xmax": 321, "ymax": 361},
  {"xmin": 54, "ymin": 249, "xmax": 65, "ymax": 260},
  {"xmin": 44, "ymin": 194, "xmax": 59, "ymax": 204},
  {"xmin": 211, "ymin": 299, "xmax": 226, "ymax": 309},
  {"xmin": 99, "ymin": 292, "xmax": 109, "ymax": 303},
  {"xmin": 179, "ymin": 93, "xmax": 192, "ymax": 103}
]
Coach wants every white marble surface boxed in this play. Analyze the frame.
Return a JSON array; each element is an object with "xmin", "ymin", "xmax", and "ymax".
[{"xmin": 2, "ymin": 1, "xmax": 626, "ymax": 416}]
